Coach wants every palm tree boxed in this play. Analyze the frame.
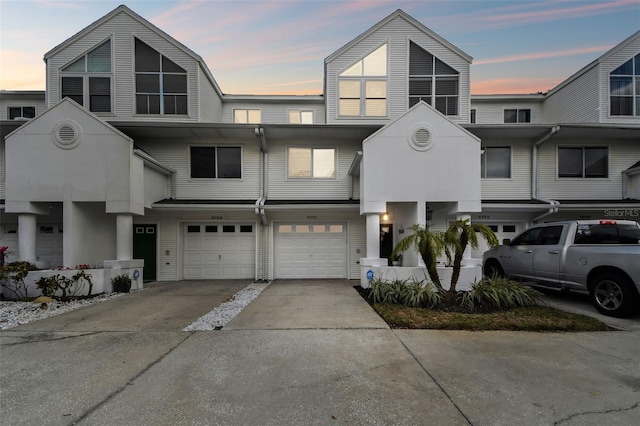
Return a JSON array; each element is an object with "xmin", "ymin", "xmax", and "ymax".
[
  {"xmin": 445, "ymin": 219, "xmax": 499, "ymax": 293},
  {"xmin": 392, "ymin": 224, "xmax": 448, "ymax": 291}
]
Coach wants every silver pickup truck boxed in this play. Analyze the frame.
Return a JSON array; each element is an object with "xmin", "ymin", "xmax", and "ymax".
[{"xmin": 483, "ymin": 220, "xmax": 640, "ymax": 317}]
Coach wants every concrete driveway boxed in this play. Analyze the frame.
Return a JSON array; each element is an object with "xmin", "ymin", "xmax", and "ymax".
[{"xmin": 1, "ymin": 279, "xmax": 639, "ymax": 425}]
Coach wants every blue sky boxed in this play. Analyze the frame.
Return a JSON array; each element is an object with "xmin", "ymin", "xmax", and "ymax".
[{"xmin": 1, "ymin": 0, "xmax": 638, "ymax": 95}]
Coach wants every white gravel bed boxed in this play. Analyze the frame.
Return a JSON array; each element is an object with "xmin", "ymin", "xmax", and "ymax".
[
  {"xmin": 183, "ymin": 283, "xmax": 268, "ymax": 331},
  {"xmin": 0, "ymin": 292, "xmax": 127, "ymax": 330}
]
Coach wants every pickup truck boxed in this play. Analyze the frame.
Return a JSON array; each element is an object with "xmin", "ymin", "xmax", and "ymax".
[{"xmin": 482, "ymin": 220, "xmax": 640, "ymax": 317}]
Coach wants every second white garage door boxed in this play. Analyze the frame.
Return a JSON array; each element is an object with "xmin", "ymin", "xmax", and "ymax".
[
  {"xmin": 274, "ymin": 223, "xmax": 347, "ymax": 279},
  {"xmin": 183, "ymin": 223, "xmax": 255, "ymax": 279}
]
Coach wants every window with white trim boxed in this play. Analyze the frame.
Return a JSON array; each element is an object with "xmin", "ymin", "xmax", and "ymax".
[
  {"xmin": 481, "ymin": 147, "xmax": 511, "ymax": 178},
  {"xmin": 409, "ymin": 41, "xmax": 459, "ymax": 116},
  {"xmin": 135, "ymin": 38, "xmax": 187, "ymax": 115},
  {"xmin": 288, "ymin": 110, "xmax": 313, "ymax": 124},
  {"xmin": 61, "ymin": 40, "xmax": 112, "ymax": 113},
  {"xmin": 338, "ymin": 44, "xmax": 387, "ymax": 117},
  {"xmin": 470, "ymin": 109, "xmax": 476, "ymax": 123},
  {"xmin": 190, "ymin": 146, "xmax": 242, "ymax": 179},
  {"xmin": 8, "ymin": 106, "xmax": 35, "ymax": 120},
  {"xmin": 287, "ymin": 147, "xmax": 336, "ymax": 178},
  {"xmin": 234, "ymin": 109, "xmax": 261, "ymax": 123},
  {"xmin": 558, "ymin": 146, "xmax": 608, "ymax": 178},
  {"xmin": 610, "ymin": 53, "xmax": 640, "ymax": 116},
  {"xmin": 504, "ymin": 109, "xmax": 530, "ymax": 123}
]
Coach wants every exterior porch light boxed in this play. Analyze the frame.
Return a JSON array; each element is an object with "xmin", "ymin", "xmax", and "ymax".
[{"xmin": 382, "ymin": 212, "xmax": 389, "ymax": 221}]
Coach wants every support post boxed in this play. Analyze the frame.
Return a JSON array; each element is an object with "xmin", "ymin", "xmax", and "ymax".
[
  {"xmin": 116, "ymin": 214, "xmax": 133, "ymax": 260},
  {"xmin": 18, "ymin": 214, "xmax": 37, "ymax": 263}
]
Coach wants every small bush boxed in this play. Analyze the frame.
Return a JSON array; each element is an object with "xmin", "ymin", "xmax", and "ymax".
[
  {"xmin": 111, "ymin": 274, "xmax": 132, "ymax": 293},
  {"xmin": 461, "ymin": 276, "xmax": 543, "ymax": 310},
  {"xmin": 0, "ymin": 261, "xmax": 39, "ymax": 300}
]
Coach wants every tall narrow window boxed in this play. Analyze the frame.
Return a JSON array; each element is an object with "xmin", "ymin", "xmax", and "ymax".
[
  {"xmin": 135, "ymin": 38, "xmax": 187, "ymax": 115},
  {"xmin": 409, "ymin": 41, "xmax": 459, "ymax": 115},
  {"xmin": 338, "ymin": 44, "xmax": 387, "ymax": 117},
  {"xmin": 610, "ymin": 54, "xmax": 640, "ymax": 116},
  {"xmin": 61, "ymin": 40, "xmax": 112, "ymax": 113}
]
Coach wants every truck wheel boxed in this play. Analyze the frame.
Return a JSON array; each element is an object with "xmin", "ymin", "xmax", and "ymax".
[
  {"xmin": 589, "ymin": 273, "xmax": 639, "ymax": 318},
  {"xmin": 484, "ymin": 260, "xmax": 504, "ymax": 279}
]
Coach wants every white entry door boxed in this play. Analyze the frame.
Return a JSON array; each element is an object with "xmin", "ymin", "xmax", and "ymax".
[
  {"xmin": 274, "ymin": 223, "xmax": 347, "ymax": 279},
  {"xmin": 183, "ymin": 223, "xmax": 255, "ymax": 279}
]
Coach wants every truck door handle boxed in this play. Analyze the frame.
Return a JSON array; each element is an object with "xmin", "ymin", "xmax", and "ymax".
[{"xmin": 548, "ymin": 250, "xmax": 559, "ymax": 254}]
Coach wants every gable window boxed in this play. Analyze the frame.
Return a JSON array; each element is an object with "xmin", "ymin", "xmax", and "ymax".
[
  {"xmin": 558, "ymin": 146, "xmax": 608, "ymax": 178},
  {"xmin": 409, "ymin": 41, "xmax": 459, "ymax": 116},
  {"xmin": 61, "ymin": 40, "xmax": 112, "ymax": 113},
  {"xmin": 481, "ymin": 147, "xmax": 511, "ymax": 178},
  {"xmin": 8, "ymin": 106, "xmax": 35, "ymax": 120},
  {"xmin": 135, "ymin": 38, "xmax": 187, "ymax": 115},
  {"xmin": 287, "ymin": 147, "xmax": 336, "ymax": 178},
  {"xmin": 190, "ymin": 146, "xmax": 242, "ymax": 179},
  {"xmin": 338, "ymin": 44, "xmax": 387, "ymax": 117},
  {"xmin": 610, "ymin": 53, "xmax": 640, "ymax": 116},
  {"xmin": 289, "ymin": 110, "xmax": 313, "ymax": 124},
  {"xmin": 504, "ymin": 109, "xmax": 531, "ymax": 123},
  {"xmin": 234, "ymin": 109, "xmax": 261, "ymax": 123}
]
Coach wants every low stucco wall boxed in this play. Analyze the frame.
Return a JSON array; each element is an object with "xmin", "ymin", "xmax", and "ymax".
[{"xmin": 360, "ymin": 264, "xmax": 483, "ymax": 291}]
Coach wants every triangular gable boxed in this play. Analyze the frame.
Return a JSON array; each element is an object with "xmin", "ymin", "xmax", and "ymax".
[
  {"xmin": 325, "ymin": 9, "xmax": 472, "ymax": 64},
  {"xmin": 44, "ymin": 5, "xmax": 223, "ymax": 97}
]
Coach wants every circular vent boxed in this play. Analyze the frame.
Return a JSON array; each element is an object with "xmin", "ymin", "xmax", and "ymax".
[
  {"xmin": 408, "ymin": 125, "xmax": 435, "ymax": 151},
  {"xmin": 52, "ymin": 120, "xmax": 81, "ymax": 149}
]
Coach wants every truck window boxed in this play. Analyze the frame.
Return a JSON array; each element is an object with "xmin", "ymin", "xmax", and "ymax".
[
  {"xmin": 538, "ymin": 226, "xmax": 563, "ymax": 245},
  {"xmin": 510, "ymin": 228, "xmax": 542, "ymax": 245},
  {"xmin": 574, "ymin": 224, "xmax": 640, "ymax": 244}
]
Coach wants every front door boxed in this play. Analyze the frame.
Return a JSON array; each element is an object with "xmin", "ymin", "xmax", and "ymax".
[
  {"xmin": 133, "ymin": 224, "xmax": 157, "ymax": 282},
  {"xmin": 380, "ymin": 224, "xmax": 393, "ymax": 266}
]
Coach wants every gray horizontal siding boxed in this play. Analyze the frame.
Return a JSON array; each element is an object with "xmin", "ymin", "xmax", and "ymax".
[
  {"xmin": 472, "ymin": 101, "xmax": 543, "ymax": 124},
  {"xmin": 326, "ymin": 15, "xmax": 470, "ymax": 125},
  {"xmin": 0, "ymin": 140, "xmax": 5, "ymax": 198},
  {"xmin": 543, "ymin": 66, "xmax": 599, "ymax": 123},
  {"xmin": 599, "ymin": 36, "xmax": 640, "ymax": 123},
  {"xmin": 481, "ymin": 142, "xmax": 532, "ymax": 200},
  {"xmin": 0, "ymin": 98, "xmax": 46, "ymax": 120},
  {"xmin": 222, "ymin": 102, "xmax": 325, "ymax": 124},
  {"xmin": 134, "ymin": 138, "xmax": 261, "ymax": 200},
  {"xmin": 198, "ymin": 67, "xmax": 223, "ymax": 122}
]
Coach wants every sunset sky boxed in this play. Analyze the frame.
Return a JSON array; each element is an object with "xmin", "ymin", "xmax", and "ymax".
[{"xmin": 1, "ymin": 0, "xmax": 639, "ymax": 95}]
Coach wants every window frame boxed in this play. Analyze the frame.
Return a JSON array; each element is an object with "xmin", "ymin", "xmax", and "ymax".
[
  {"xmin": 481, "ymin": 146, "xmax": 512, "ymax": 179},
  {"xmin": 60, "ymin": 39, "xmax": 113, "ymax": 114},
  {"xmin": 286, "ymin": 145, "xmax": 338, "ymax": 180},
  {"xmin": 189, "ymin": 145, "xmax": 243, "ymax": 180},
  {"xmin": 609, "ymin": 53, "xmax": 640, "ymax": 117},
  {"xmin": 338, "ymin": 43, "xmax": 388, "ymax": 118},
  {"xmin": 233, "ymin": 109, "xmax": 262, "ymax": 124},
  {"xmin": 503, "ymin": 108, "xmax": 531, "ymax": 123},
  {"xmin": 8, "ymin": 106, "xmax": 36, "ymax": 120},
  {"xmin": 557, "ymin": 146, "xmax": 609, "ymax": 179},
  {"xmin": 288, "ymin": 109, "xmax": 314, "ymax": 124},
  {"xmin": 470, "ymin": 109, "xmax": 476, "ymax": 124}
]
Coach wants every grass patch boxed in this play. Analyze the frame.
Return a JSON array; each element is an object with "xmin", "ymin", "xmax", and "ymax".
[{"xmin": 371, "ymin": 303, "xmax": 610, "ymax": 331}]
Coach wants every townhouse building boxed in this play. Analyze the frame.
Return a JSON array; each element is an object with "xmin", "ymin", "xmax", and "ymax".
[{"xmin": 1, "ymin": 6, "xmax": 638, "ymax": 286}]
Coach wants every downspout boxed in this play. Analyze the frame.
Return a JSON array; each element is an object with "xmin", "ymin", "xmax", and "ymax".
[
  {"xmin": 531, "ymin": 126, "xmax": 560, "ymax": 224},
  {"xmin": 254, "ymin": 127, "xmax": 268, "ymax": 281}
]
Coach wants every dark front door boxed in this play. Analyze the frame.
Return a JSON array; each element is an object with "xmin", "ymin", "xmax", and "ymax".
[
  {"xmin": 380, "ymin": 224, "xmax": 394, "ymax": 266},
  {"xmin": 133, "ymin": 224, "xmax": 157, "ymax": 282}
]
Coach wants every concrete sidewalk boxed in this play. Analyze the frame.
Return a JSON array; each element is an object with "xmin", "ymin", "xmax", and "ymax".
[{"xmin": 1, "ymin": 279, "xmax": 639, "ymax": 425}]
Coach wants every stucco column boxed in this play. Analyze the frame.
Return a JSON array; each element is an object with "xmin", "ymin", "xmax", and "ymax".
[
  {"xmin": 18, "ymin": 214, "xmax": 37, "ymax": 263},
  {"xmin": 366, "ymin": 213, "xmax": 380, "ymax": 259},
  {"xmin": 116, "ymin": 214, "xmax": 133, "ymax": 260}
]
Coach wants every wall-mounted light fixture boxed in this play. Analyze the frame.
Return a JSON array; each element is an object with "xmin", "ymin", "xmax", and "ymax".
[{"xmin": 382, "ymin": 212, "xmax": 389, "ymax": 221}]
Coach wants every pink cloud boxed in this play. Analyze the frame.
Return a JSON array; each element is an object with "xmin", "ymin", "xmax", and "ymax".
[
  {"xmin": 472, "ymin": 77, "xmax": 562, "ymax": 95},
  {"xmin": 475, "ymin": 44, "xmax": 613, "ymax": 65}
]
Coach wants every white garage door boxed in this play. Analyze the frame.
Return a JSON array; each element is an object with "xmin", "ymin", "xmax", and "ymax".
[
  {"xmin": 183, "ymin": 223, "xmax": 255, "ymax": 279},
  {"xmin": 275, "ymin": 223, "xmax": 347, "ymax": 279}
]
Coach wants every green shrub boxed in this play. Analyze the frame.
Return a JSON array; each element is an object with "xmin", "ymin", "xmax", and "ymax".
[
  {"xmin": 461, "ymin": 276, "xmax": 543, "ymax": 310},
  {"xmin": 0, "ymin": 261, "xmax": 38, "ymax": 300},
  {"xmin": 111, "ymin": 273, "xmax": 132, "ymax": 293}
]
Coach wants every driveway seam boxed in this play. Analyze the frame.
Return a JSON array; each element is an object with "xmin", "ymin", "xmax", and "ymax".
[
  {"xmin": 391, "ymin": 330, "xmax": 473, "ymax": 426},
  {"xmin": 70, "ymin": 331, "xmax": 196, "ymax": 426}
]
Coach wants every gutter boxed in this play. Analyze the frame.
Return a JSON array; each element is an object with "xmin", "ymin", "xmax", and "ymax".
[
  {"xmin": 531, "ymin": 126, "xmax": 560, "ymax": 223},
  {"xmin": 255, "ymin": 127, "xmax": 269, "ymax": 282},
  {"xmin": 348, "ymin": 151, "xmax": 363, "ymax": 200}
]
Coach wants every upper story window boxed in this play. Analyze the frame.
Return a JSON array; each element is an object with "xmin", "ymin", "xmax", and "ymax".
[
  {"xmin": 8, "ymin": 106, "xmax": 35, "ymax": 120},
  {"xmin": 61, "ymin": 40, "xmax": 111, "ymax": 113},
  {"xmin": 481, "ymin": 147, "xmax": 511, "ymax": 178},
  {"xmin": 135, "ymin": 38, "xmax": 187, "ymax": 115},
  {"xmin": 190, "ymin": 146, "xmax": 242, "ymax": 179},
  {"xmin": 558, "ymin": 146, "xmax": 608, "ymax": 178},
  {"xmin": 287, "ymin": 146, "xmax": 336, "ymax": 178},
  {"xmin": 289, "ymin": 110, "xmax": 313, "ymax": 124},
  {"xmin": 610, "ymin": 53, "xmax": 640, "ymax": 116},
  {"xmin": 504, "ymin": 109, "xmax": 530, "ymax": 123},
  {"xmin": 470, "ymin": 109, "xmax": 476, "ymax": 123},
  {"xmin": 338, "ymin": 44, "xmax": 387, "ymax": 117},
  {"xmin": 409, "ymin": 41, "xmax": 459, "ymax": 116},
  {"xmin": 234, "ymin": 109, "xmax": 261, "ymax": 123}
]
